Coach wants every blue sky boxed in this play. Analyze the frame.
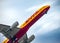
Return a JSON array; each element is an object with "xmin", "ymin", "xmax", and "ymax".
[{"xmin": 0, "ymin": 0, "xmax": 60, "ymax": 43}]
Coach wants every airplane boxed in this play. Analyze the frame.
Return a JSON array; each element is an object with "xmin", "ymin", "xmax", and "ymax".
[{"xmin": 0, "ymin": 5, "xmax": 50, "ymax": 43}]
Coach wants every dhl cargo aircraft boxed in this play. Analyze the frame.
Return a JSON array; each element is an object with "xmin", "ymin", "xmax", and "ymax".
[{"xmin": 0, "ymin": 5, "xmax": 50, "ymax": 43}]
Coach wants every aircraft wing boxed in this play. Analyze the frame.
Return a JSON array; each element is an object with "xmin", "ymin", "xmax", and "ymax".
[
  {"xmin": 0, "ymin": 24, "xmax": 11, "ymax": 39},
  {"xmin": 0, "ymin": 22, "xmax": 20, "ymax": 39}
]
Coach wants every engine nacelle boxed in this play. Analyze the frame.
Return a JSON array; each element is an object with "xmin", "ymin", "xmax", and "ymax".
[
  {"xmin": 10, "ymin": 21, "xmax": 19, "ymax": 29},
  {"xmin": 27, "ymin": 35, "xmax": 35, "ymax": 43}
]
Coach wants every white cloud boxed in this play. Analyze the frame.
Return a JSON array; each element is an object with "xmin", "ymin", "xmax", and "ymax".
[
  {"xmin": 0, "ymin": 33, "xmax": 6, "ymax": 43},
  {"xmin": 25, "ymin": 5, "xmax": 41, "ymax": 12},
  {"xmin": 38, "ymin": 22, "xmax": 59, "ymax": 34},
  {"xmin": 25, "ymin": 0, "xmax": 55, "ymax": 12},
  {"xmin": 35, "ymin": 11, "xmax": 60, "ymax": 35}
]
